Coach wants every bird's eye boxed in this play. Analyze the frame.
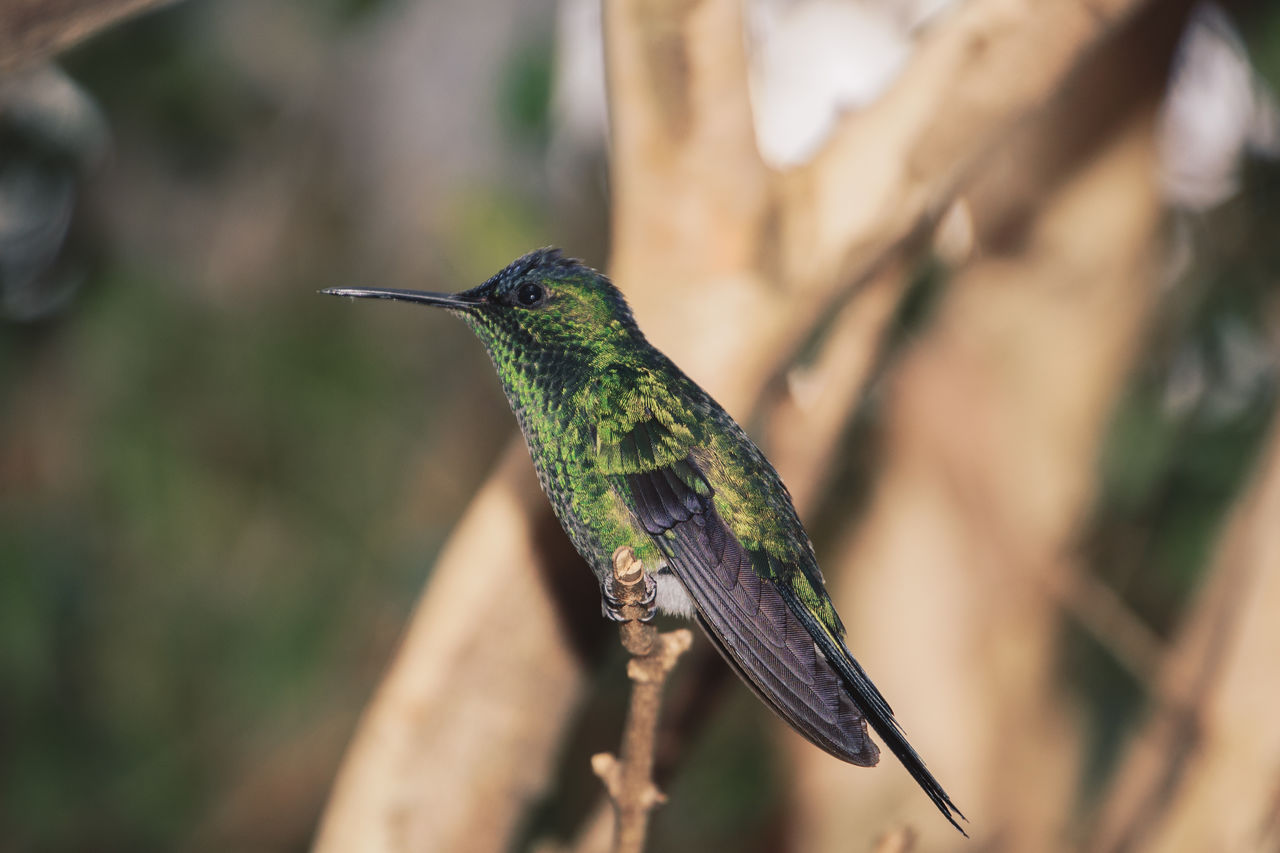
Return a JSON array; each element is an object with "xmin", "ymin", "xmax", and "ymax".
[{"xmin": 515, "ymin": 282, "xmax": 546, "ymax": 307}]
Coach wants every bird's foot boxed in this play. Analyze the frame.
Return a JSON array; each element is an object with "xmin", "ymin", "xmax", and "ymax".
[{"xmin": 601, "ymin": 571, "xmax": 657, "ymax": 623}]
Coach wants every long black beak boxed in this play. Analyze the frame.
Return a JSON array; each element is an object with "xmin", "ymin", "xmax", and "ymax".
[{"xmin": 320, "ymin": 287, "xmax": 481, "ymax": 310}]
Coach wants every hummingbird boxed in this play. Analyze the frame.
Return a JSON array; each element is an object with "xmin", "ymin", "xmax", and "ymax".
[{"xmin": 324, "ymin": 248, "xmax": 966, "ymax": 834}]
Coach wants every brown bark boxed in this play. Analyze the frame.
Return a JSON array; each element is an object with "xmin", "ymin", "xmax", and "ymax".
[
  {"xmin": 789, "ymin": 105, "xmax": 1164, "ymax": 852},
  {"xmin": 313, "ymin": 446, "xmax": 596, "ymax": 853},
  {"xmin": 786, "ymin": 3, "xmax": 1198, "ymax": 847}
]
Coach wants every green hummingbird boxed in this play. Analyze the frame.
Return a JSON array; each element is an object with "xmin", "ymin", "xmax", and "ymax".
[{"xmin": 324, "ymin": 249, "xmax": 965, "ymax": 834}]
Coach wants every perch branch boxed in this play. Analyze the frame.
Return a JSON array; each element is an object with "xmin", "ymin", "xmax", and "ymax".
[{"xmin": 591, "ymin": 547, "xmax": 692, "ymax": 853}]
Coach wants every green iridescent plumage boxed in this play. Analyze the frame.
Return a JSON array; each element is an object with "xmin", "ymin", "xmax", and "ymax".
[{"xmin": 324, "ymin": 249, "xmax": 965, "ymax": 835}]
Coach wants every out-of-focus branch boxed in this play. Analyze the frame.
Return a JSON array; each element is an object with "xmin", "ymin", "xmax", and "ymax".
[
  {"xmin": 604, "ymin": 0, "xmax": 769, "ymax": 287},
  {"xmin": 779, "ymin": 0, "xmax": 1154, "ymax": 296},
  {"xmin": 761, "ymin": 264, "xmax": 908, "ymax": 512},
  {"xmin": 609, "ymin": 0, "xmax": 1158, "ymax": 415},
  {"xmin": 1092, "ymin": 426, "xmax": 1280, "ymax": 853},
  {"xmin": 1032, "ymin": 551, "xmax": 1168, "ymax": 691},
  {"xmin": 788, "ymin": 17, "xmax": 1172, "ymax": 832},
  {"xmin": 314, "ymin": 445, "xmax": 601, "ymax": 853},
  {"xmin": 591, "ymin": 547, "xmax": 692, "ymax": 853},
  {"xmin": 0, "ymin": 0, "xmax": 177, "ymax": 73}
]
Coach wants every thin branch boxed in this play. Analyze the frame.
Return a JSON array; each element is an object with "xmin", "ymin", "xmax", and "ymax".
[{"xmin": 591, "ymin": 547, "xmax": 692, "ymax": 853}]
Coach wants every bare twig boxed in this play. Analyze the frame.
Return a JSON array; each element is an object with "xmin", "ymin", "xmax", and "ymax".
[{"xmin": 591, "ymin": 547, "xmax": 692, "ymax": 853}]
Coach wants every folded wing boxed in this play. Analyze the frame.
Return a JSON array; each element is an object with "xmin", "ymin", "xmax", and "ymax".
[
  {"xmin": 607, "ymin": 417, "xmax": 966, "ymax": 834},
  {"xmin": 612, "ymin": 422, "xmax": 880, "ymax": 766}
]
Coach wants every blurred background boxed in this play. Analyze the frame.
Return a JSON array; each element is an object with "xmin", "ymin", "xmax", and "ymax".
[{"xmin": 1, "ymin": 0, "xmax": 1278, "ymax": 851}]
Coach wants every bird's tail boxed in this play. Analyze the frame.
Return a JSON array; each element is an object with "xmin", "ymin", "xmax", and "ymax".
[{"xmin": 778, "ymin": 586, "xmax": 968, "ymax": 836}]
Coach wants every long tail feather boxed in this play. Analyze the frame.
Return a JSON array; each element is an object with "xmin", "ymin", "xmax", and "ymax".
[{"xmin": 778, "ymin": 585, "xmax": 968, "ymax": 836}]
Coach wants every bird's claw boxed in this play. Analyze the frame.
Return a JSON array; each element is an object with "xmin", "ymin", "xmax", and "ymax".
[{"xmin": 601, "ymin": 572, "xmax": 658, "ymax": 623}]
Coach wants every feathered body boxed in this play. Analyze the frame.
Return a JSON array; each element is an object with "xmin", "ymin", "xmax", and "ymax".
[{"xmin": 324, "ymin": 249, "xmax": 965, "ymax": 834}]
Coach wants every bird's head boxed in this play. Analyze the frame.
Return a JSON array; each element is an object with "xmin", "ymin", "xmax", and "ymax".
[{"xmin": 324, "ymin": 249, "xmax": 644, "ymax": 369}]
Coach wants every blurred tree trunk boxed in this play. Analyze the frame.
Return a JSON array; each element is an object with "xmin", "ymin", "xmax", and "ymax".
[
  {"xmin": 789, "ymin": 97, "xmax": 1163, "ymax": 853},
  {"xmin": 314, "ymin": 0, "xmax": 1166, "ymax": 851},
  {"xmin": 787, "ymin": 3, "xmax": 1194, "ymax": 848}
]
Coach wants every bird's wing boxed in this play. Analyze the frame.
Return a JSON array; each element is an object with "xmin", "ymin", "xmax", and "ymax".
[
  {"xmin": 601, "ymin": 415, "xmax": 967, "ymax": 834},
  {"xmin": 600, "ymin": 417, "xmax": 880, "ymax": 766}
]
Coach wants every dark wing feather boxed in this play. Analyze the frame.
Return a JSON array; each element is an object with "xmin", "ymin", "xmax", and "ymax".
[
  {"xmin": 621, "ymin": 450, "xmax": 968, "ymax": 835},
  {"xmin": 622, "ymin": 465, "xmax": 880, "ymax": 767}
]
